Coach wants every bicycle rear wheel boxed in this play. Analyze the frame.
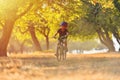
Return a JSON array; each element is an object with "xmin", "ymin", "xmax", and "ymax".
[
  {"xmin": 60, "ymin": 46, "xmax": 67, "ymax": 61},
  {"xmin": 56, "ymin": 45, "xmax": 66, "ymax": 61},
  {"xmin": 63, "ymin": 48, "xmax": 67, "ymax": 60},
  {"xmin": 56, "ymin": 47, "xmax": 61, "ymax": 61}
]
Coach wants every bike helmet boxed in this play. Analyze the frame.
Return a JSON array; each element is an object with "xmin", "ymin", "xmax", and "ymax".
[{"xmin": 60, "ymin": 21, "xmax": 68, "ymax": 27}]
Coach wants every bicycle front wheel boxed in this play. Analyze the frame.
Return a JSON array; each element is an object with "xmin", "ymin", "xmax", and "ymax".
[
  {"xmin": 56, "ymin": 46, "xmax": 62, "ymax": 61},
  {"xmin": 63, "ymin": 47, "xmax": 67, "ymax": 60}
]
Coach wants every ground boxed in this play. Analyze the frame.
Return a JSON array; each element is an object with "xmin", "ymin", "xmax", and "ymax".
[{"xmin": 0, "ymin": 52, "xmax": 120, "ymax": 80}]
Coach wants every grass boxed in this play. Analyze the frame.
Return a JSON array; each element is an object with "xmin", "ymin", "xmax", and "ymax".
[{"xmin": 0, "ymin": 52, "xmax": 120, "ymax": 80}]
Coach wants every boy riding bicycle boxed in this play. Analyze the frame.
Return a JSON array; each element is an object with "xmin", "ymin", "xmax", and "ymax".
[{"xmin": 53, "ymin": 21, "xmax": 69, "ymax": 56}]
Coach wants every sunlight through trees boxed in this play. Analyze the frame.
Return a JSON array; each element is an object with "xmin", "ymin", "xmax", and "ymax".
[{"xmin": 0, "ymin": 0, "xmax": 120, "ymax": 56}]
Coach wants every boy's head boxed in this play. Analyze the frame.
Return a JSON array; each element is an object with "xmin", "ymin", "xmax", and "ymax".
[{"xmin": 60, "ymin": 21, "xmax": 68, "ymax": 29}]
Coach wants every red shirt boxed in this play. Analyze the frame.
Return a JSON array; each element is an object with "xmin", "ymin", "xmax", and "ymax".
[{"xmin": 57, "ymin": 28, "xmax": 68, "ymax": 37}]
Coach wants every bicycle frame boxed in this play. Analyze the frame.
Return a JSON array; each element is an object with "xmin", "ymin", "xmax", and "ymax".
[{"xmin": 56, "ymin": 38, "xmax": 67, "ymax": 61}]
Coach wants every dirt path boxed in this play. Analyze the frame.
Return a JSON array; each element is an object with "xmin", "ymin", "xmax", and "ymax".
[{"xmin": 0, "ymin": 53, "xmax": 120, "ymax": 80}]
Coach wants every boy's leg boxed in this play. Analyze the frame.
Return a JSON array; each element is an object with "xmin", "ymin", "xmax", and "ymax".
[{"xmin": 65, "ymin": 40, "xmax": 68, "ymax": 52}]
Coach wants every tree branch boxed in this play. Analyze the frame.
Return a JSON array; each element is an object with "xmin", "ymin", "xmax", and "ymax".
[
  {"xmin": 97, "ymin": 30, "xmax": 106, "ymax": 45},
  {"xmin": 46, "ymin": 27, "xmax": 50, "ymax": 36},
  {"xmin": 96, "ymin": 28, "xmax": 107, "ymax": 41},
  {"xmin": 81, "ymin": 0, "xmax": 93, "ymax": 7},
  {"xmin": 15, "ymin": 3, "xmax": 33, "ymax": 20},
  {"xmin": 18, "ymin": 26, "xmax": 29, "ymax": 34},
  {"xmin": 36, "ymin": 12, "xmax": 48, "ymax": 24},
  {"xmin": 36, "ymin": 28, "xmax": 44, "ymax": 35}
]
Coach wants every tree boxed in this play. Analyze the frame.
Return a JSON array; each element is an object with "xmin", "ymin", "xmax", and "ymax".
[
  {"xmin": 0, "ymin": 0, "xmax": 33, "ymax": 56},
  {"xmin": 37, "ymin": 26, "xmax": 50, "ymax": 50},
  {"xmin": 73, "ymin": 0, "xmax": 116, "ymax": 52},
  {"xmin": 35, "ymin": 11, "xmax": 50, "ymax": 50},
  {"xmin": 18, "ymin": 20, "xmax": 42, "ymax": 51}
]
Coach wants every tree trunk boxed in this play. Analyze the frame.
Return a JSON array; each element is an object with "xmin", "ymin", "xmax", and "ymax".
[
  {"xmin": 37, "ymin": 26, "xmax": 50, "ymax": 50},
  {"xmin": 45, "ymin": 36, "xmax": 49, "ymax": 50},
  {"xmin": 97, "ymin": 28, "xmax": 115, "ymax": 52},
  {"xmin": 105, "ymin": 38, "xmax": 115, "ymax": 52},
  {"xmin": 0, "ymin": 19, "xmax": 15, "ymax": 56},
  {"xmin": 109, "ymin": 18, "xmax": 120, "ymax": 51},
  {"xmin": 112, "ymin": 28, "xmax": 120, "ymax": 51},
  {"xmin": 107, "ymin": 43, "xmax": 115, "ymax": 52},
  {"xmin": 28, "ymin": 25, "xmax": 42, "ymax": 51}
]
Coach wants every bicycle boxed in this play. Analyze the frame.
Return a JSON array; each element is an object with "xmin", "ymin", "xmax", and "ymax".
[{"xmin": 54, "ymin": 36, "xmax": 67, "ymax": 61}]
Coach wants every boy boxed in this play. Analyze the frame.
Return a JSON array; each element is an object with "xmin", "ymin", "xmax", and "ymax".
[{"xmin": 53, "ymin": 21, "xmax": 69, "ymax": 54}]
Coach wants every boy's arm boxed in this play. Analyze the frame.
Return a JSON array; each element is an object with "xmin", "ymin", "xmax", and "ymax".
[
  {"xmin": 53, "ymin": 32, "xmax": 58, "ymax": 38},
  {"xmin": 54, "ymin": 32, "xmax": 58, "ymax": 37},
  {"xmin": 53, "ymin": 29, "xmax": 60, "ymax": 38}
]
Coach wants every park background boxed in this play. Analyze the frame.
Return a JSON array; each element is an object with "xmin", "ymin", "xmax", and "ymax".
[{"xmin": 0, "ymin": 0, "xmax": 120, "ymax": 80}]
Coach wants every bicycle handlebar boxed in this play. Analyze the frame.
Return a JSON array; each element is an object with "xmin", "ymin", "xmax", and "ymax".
[
  {"xmin": 59, "ymin": 35, "xmax": 67, "ymax": 39},
  {"xmin": 53, "ymin": 35, "xmax": 68, "ymax": 40}
]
